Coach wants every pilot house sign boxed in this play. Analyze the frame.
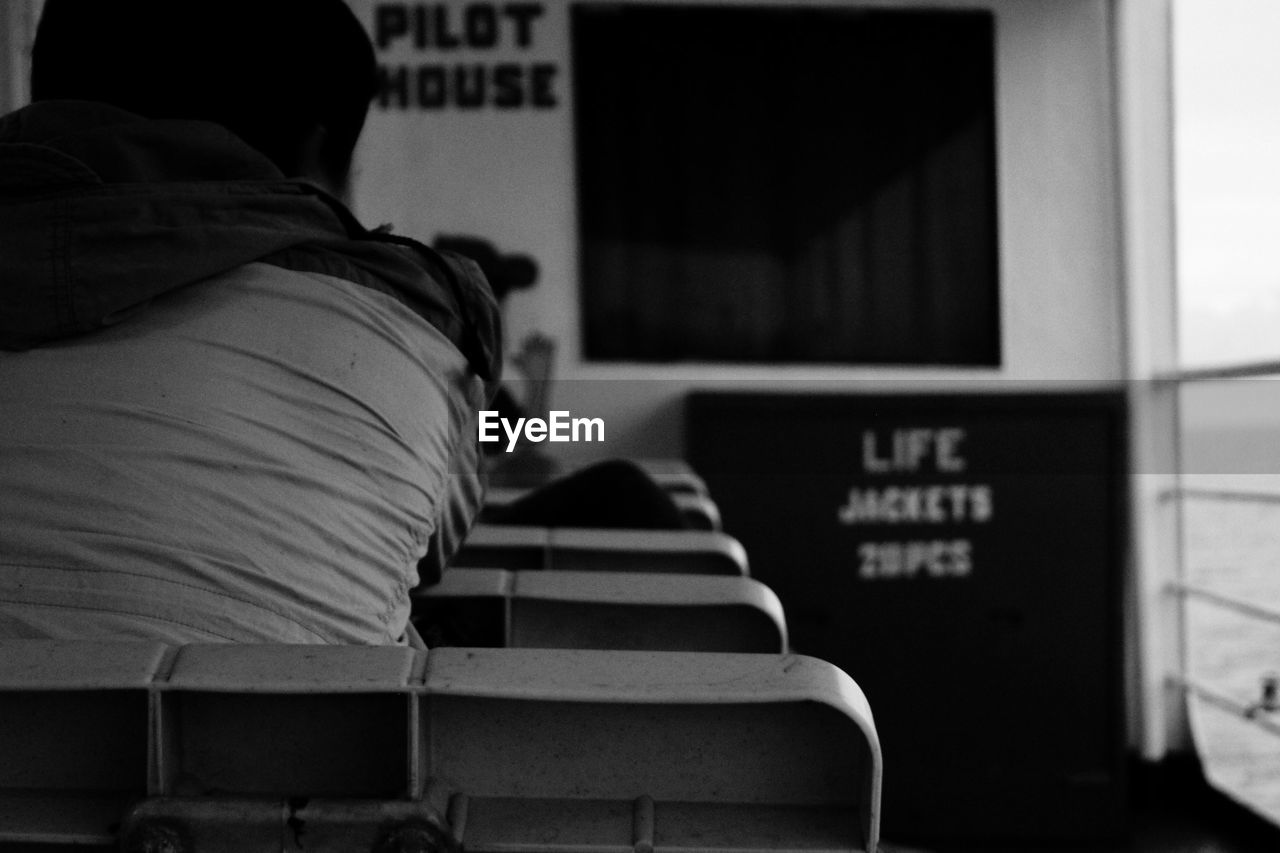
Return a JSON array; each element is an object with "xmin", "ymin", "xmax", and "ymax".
[
  {"xmin": 374, "ymin": 3, "xmax": 558, "ymax": 109},
  {"xmin": 837, "ymin": 428, "xmax": 994, "ymax": 580}
]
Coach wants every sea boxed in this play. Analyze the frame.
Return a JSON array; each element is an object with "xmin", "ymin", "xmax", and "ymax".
[{"xmin": 1180, "ymin": 471, "xmax": 1280, "ymax": 824}]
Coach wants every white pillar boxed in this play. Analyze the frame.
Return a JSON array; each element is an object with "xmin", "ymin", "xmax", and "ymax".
[
  {"xmin": 1115, "ymin": 0, "xmax": 1186, "ymax": 759},
  {"xmin": 1, "ymin": 0, "xmax": 42, "ymax": 116}
]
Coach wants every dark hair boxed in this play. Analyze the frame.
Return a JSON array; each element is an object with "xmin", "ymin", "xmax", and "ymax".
[{"xmin": 31, "ymin": 0, "xmax": 377, "ymax": 181}]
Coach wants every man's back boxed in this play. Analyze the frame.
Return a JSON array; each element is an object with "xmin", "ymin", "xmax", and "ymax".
[
  {"xmin": 0, "ymin": 98, "xmax": 495, "ymax": 644},
  {"xmin": 0, "ymin": 263, "xmax": 481, "ymax": 643}
]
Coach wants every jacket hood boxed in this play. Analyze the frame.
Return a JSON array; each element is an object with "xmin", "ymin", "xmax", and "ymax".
[{"xmin": 0, "ymin": 101, "xmax": 500, "ymax": 380}]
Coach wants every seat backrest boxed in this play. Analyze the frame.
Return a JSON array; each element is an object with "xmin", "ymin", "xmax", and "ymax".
[
  {"xmin": 453, "ymin": 525, "xmax": 749, "ymax": 575},
  {"xmin": 629, "ymin": 457, "xmax": 711, "ymax": 496},
  {"xmin": 0, "ymin": 641, "xmax": 880, "ymax": 852},
  {"xmin": 671, "ymin": 490, "xmax": 722, "ymax": 530},
  {"xmin": 484, "ymin": 486, "xmax": 723, "ymax": 531},
  {"xmin": 415, "ymin": 568, "xmax": 787, "ymax": 652}
]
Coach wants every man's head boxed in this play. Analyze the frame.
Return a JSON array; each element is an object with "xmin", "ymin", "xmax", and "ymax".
[{"xmin": 31, "ymin": 0, "xmax": 377, "ymax": 195}]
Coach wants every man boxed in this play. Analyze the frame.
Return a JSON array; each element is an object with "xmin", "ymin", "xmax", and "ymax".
[{"xmin": 0, "ymin": 0, "xmax": 501, "ymax": 644}]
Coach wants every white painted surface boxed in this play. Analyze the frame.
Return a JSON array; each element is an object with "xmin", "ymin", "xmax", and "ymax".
[
  {"xmin": 1, "ymin": 1, "xmax": 42, "ymax": 115},
  {"xmin": 350, "ymin": 0, "xmax": 1124, "ymax": 464}
]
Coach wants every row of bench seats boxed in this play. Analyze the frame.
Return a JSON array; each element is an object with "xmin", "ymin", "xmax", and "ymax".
[
  {"xmin": 0, "ymin": 460, "xmax": 882, "ymax": 851},
  {"xmin": 0, "ymin": 643, "xmax": 880, "ymax": 851}
]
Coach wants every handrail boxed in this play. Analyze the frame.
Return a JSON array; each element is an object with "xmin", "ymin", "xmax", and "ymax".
[
  {"xmin": 1162, "ymin": 487, "xmax": 1280, "ymax": 505},
  {"xmin": 1167, "ymin": 581, "xmax": 1280, "ymax": 742},
  {"xmin": 1154, "ymin": 359, "xmax": 1280, "ymax": 382},
  {"xmin": 1167, "ymin": 581, "xmax": 1280, "ymax": 628},
  {"xmin": 1168, "ymin": 673, "xmax": 1280, "ymax": 740}
]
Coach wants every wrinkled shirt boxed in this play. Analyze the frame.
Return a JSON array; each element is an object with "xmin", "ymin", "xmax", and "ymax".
[{"xmin": 0, "ymin": 262, "xmax": 486, "ymax": 642}]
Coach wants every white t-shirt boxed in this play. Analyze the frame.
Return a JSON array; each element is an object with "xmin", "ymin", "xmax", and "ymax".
[{"xmin": 0, "ymin": 262, "xmax": 485, "ymax": 643}]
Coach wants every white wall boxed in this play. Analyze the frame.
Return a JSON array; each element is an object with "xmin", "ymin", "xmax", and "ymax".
[
  {"xmin": 4, "ymin": 0, "xmax": 1124, "ymax": 462},
  {"xmin": 351, "ymin": 0, "xmax": 1123, "ymax": 465},
  {"xmin": 1, "ymin": 0, "xmax": 43, "ymax": 116}
]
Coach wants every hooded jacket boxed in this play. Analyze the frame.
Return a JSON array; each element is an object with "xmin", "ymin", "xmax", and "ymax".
[
  {"xmin": 0, "ymin": 101, "xmax": 501, "ymax": 644},
  {"xmin": 0, "ymin": 100, "xmax": 501, "ymax": 373}
]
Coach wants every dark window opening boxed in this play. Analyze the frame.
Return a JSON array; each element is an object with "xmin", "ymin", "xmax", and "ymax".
[{"xmin": 572, "ymin": 4, "xmax": 1000, "ymax": 365}]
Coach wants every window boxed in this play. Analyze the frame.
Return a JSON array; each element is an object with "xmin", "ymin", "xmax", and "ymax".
[
  {"xmin": 1170, "ymin": 0, "xmax": 1280, "ymax": 828},
  {"xmin": 572, "ymin": 4, "xmax": 999, "ymax": 365}
]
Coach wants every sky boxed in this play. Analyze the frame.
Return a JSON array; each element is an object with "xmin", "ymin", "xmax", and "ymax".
[{"xmin": 1175, "ymin": 0, "xmax": 1280, "ymax": 366}]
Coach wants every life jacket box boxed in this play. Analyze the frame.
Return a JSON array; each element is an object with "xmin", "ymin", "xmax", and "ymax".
[{"xmin": 687, "ymin": 390, "xmax": 1128, "ymax": 844}]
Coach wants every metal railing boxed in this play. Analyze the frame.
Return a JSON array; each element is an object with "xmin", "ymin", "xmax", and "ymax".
[
  {"xmin": 1168, "ymin": 579, "xmax": 1280, "ymax": 628},
  {"xmin": 1170, "ymin": 673, "xmax": 1280, "ymax": 739},
  {"xmin": 1165, "ymin": 573, "xmax": 1280, "ymax": 752},
  {"xmin": 1157, "ymin": 363, "xmax": 1280, "ymax": 749}
]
